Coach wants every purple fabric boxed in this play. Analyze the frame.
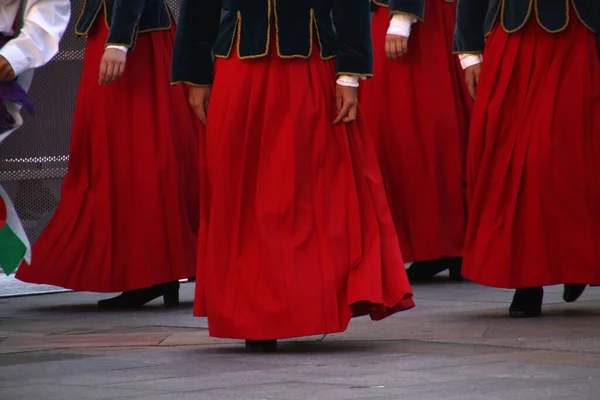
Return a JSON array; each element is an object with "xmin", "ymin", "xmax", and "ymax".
[{"xmin": 0, "ymin": 35, "xmax": 35, "ymax": 134}]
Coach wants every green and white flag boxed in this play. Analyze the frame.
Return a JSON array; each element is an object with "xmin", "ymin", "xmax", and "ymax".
[{"xmin": 0, "ymin": 185, "xmax": 31, "ymax": 275}]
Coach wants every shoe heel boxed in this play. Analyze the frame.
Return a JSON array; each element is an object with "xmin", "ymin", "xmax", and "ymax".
[
  {"xmin": 163, "ymin": 289, "xmax": 180, "ymax": 307},
  {"xmin": 449, "ymin": 263, "xmax": 463, "ymax": 282},
  {"xmin": 509, "ymin": 287, "xmax": 543, "ymax": 318}
]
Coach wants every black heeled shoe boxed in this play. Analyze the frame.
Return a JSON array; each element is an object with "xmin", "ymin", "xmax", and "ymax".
[
  {"xmin": 245, "ymin": 340, "xmax": 278, "ymax": 352},
  {"xmin": 406, "ymin": 257, "xmax": 463, "ymax": 282},
  {"xmin": 447, "ymin": 258, "xmax": 464, "ymax": 282},
  {"xmin": 509, "ymin": 287, "xmax": 543, "ymax": 318},
  {"xmin": 563, "ymin": 284, "xmax": 587, "ymax": 303},
  {"xmin": 98, "ymin": 281, "xmax": 180, "ymax": 308}
]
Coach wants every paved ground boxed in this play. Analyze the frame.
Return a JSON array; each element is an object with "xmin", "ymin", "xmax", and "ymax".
[
  {"xmin": 0, "ymin": 273, "xmax": 66, "ymax": 297},
  {"xmin": 1, "ymin": 276, "xmax": 600, "ymax": 399}
]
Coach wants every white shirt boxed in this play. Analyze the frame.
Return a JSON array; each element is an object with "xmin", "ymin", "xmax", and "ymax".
[{"xmin": 0, "ymin": 0, "xmax": 71, "ymax": 77}]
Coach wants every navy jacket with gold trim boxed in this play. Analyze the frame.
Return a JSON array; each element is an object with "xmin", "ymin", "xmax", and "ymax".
[
  {"xmin": 371, "ymin": 0, "xmax": 427, "ymax": 21},
  {"xmin": 171, "ymin": 0, "xmax": 373, "ymax": 86},
  {"xmin": 75, "ymin": 0, "xmax": 172, "ymax": 49},
  {"xmin": 453, "ymin": 0, "xmax": 599, "ymax": 54}
]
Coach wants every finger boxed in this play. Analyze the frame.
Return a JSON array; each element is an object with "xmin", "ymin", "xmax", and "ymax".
[
  {"xmin": 400, "ymin": 37, "xmax": 408, "ymax": 57},
  {"xmin": 98, "ymin": 60, "xmax": 108, "ymax": 85},
  {"xmin": 334, "ymin": 102, "xmax": 352, "ymax": 125},
  {"xmin": 343, "ymin": 103, "xmax": 358, "ymax": 123},
  {"xmin": 466, "ymin": 77, "xmax": 476, "ymax": 100},
  {"xmin": 385, "ymin": 38, "xmax": 393, "ymax": 60},
  {"xmin": 336, "ymin": 92, "xmax": 342, "ymax": 114},
  {"xmin": 196, "ymin": 106, "xmax": 206, "ymax": 125},
  {"xmin": 390, "ymin": 38, "xmax": 399, "ymax": 60},
  {"xmin": 104, "ymin": 61, "xmax": 114, "ymax": 84},
  {"xmin": 108, "ymin": 61, "xmax": 118, "ymax": 84},
  {"xmin": 117, "ymin": 61, "xmax": 126, "ymax": 80},
  {"xmin": 203, "ymin": 94, "xmax": 211, "ymax": 123},
  {"xmin": 395, "ymin": 38, "xmax": 403, "ymax": 58}
]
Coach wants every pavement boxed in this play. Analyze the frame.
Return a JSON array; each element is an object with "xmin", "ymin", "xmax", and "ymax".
[
  {"xmin": 0, "ymin": 273, "xmax": 66, "ymax": 297},
  {"xmin": 1, "ymin": 276, "xmax": 600, "ymax": 400}
]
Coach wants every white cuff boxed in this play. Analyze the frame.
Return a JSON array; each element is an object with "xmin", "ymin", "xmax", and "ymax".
[
  {"xmin": 106, "ymin": 45, "xmax": 129, "ymax": 54},
  {"xmin": 0, "ymin": 43, "xmax": 30, "ymax": 77},
  {"xmin": 458, "ymin": 54, "xmax": 482, "ymax": 70},
  {"xmin": 336, "ymin": 75, "xmax": 360, "ymax": 88},
  {"xmin": 387, "ymin": 14, "xmax": 417, "ymax": 38}
]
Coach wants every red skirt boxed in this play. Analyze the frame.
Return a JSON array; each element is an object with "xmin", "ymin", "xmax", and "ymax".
[
  {"xmin": 462, "ymin": 14, "xmax": 600, "ymax": 288},
  {"xmin": 196, "ymin": 40, "xmax": 415, "ymax": 340},
  {"xmin": 359, "ymin": 4, "xmax": 471, "ymax": 263},
  {"xmin": 16, "ymin": 18, "xmax": 201, "ymax": 292}
]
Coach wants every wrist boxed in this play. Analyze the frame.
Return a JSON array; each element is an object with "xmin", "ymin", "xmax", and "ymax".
[
  {"xmin": 458, "ymin": 54, "xmax": 483, "ymax": 70},
  {"xmin": 387, "ymin": 13, "xmax": 417, "ymax": 38},
  {"xmin": 336, "ymin": 75, "xmax": 359, "ymax": 88}
]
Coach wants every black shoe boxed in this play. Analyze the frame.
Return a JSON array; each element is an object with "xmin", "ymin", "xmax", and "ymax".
[
  {"xmin": 245, "ymin": 340, "xmax": 278, "ymax": 352},
  {"xmin": 563, "ymin": 284, "xmax": 587, "ymax": 303},
  {"xmin": 98, "ymin": 281, "xmax": 180, "ymax": 308},
  {"xmin": 406, "ymin": 257, "xmax": 463, "ymax": 282},
  {"xmin": 509, "ymin": 287, "xmax": 543, "ymax": 318}
]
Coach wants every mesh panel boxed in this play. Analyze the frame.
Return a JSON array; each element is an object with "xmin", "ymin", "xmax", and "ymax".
[{"xmin": 0, "ymin": 0, "xmax": 181, "ymax": 244}]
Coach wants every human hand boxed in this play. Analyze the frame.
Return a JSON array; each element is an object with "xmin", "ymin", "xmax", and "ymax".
[
  {"xmin": 189, "ymin": 86, "xmax": 212, "ymax": 125},
  {"xmin": 385, "ymin": 34, "xmax": 409, "ymax": 60},
  {"xmin": 0, "ymin": 56, "xmax": 16, "ymax": 82},
  {"xmin": 98, "ymin": 48, "xmax": 127, "ymax": 85},
  {"xmin": 333, "ymin": 84, "xmax": 358, "ymax": 124},
  {"xmin": 465, "ymin": 63, "xmax": 482, "ymax": 100}
]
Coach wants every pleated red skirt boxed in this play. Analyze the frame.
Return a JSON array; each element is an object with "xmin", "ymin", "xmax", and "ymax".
[
  {"xmin": 462, "ymin": 14, "xmax": 600, "ymax": 289},
  {"xmin": 359, "ymin": 3, "xmax": 471, "ymax": 263},
  {"xmin": 16, "ymin": 18, "xmax": 200, "ymax": 292},
  {"xmin": 196, "ymin": 37, "xmax": 415, "ymax": 340}
]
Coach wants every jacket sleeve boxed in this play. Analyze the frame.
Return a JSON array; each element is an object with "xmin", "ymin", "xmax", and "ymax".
[
  {"xmin": 332, "ymin": 0, "xmax": 373, "ymax": 78},
  {"xmin": 171, "ymin": 0, "xmax": 221, "ymax": 86},
  {"xmin": 388, "ymin": 0, "xmax": 425, "ymax": 21},
  {"xmin": 0, "ymin": 0, "xmax": 70, "ymax": 76},
  {"xmin": 453, "ymin": 0, "xmax": 488, "ymax": 54},
  {"xmin": 106, "ymin": 0, "xmax": 147, "ymax": 48}
]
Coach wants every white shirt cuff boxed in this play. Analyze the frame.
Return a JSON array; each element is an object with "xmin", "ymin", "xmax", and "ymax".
[
  {"xmin": 106, "ymin": 45, "xmax": 128, "ymax": 54},
  {"xmin": 387, "ymin": 14, "xmax": 417, "ymax": 38},
  {"xmin": 336, "ymin": 75, "xmax": 360, "ymax": 88},
  {"xmin": 0, "ymin": 44, "xmax": 30, "ymax": 78},
  {"xmin": 459, "ymin": 54, "xmax": 482, "ymax": 70}
]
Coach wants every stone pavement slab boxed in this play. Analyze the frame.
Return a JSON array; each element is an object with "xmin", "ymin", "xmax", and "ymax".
[{"xmin": 1, "ymin": 278, "xmax": 600, "ymax": 399}]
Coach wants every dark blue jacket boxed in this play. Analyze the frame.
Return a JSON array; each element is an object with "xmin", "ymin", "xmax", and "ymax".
[
  {"xmin": 75, "ymin": 0, "xmax": 172, "ymax": 49},
  {"xmin": 453, "ymin": 0, "xmax": 599, "ymax": 54},
  {"xmin": 371, "ymin": 0, "xmax": 428, "ymax": 21},
  {"xmin": 171, "ymin": 0, "xmax": 373, "ymax": 86}
]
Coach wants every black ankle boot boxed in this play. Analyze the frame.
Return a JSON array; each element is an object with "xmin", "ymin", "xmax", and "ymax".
[
  {"xmin": 245, "ymin": 340, "xmax": 278, "ymax": 352},
  {"xmin": 509, "ymin": 287, "xmax": 543, "ymax": 318},
  {"xmin": 98, "ymin": 281, "xmax": 180, "ymax": 308},
  {"xmin": 563, "ymin": 284, "xmax": 587, "ymax": 303},
  {"xmin": 407, "ymin": 257, "xmax": 463, "ymax": 282},
  {"xmin": 447, "ymin": 258, "xmax": 464, "ymax": 282}
]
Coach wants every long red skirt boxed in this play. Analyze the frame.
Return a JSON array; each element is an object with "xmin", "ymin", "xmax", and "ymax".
[
  {"xmin": 16, "ymin": 18, "xmax": 200, "ymax": 292},
  {"xmin": 196, "ymin": 41, "xmax": 415, "ymax": 340},
  {"xmin": 359, "ymin": 4, "xmax": 471, "ymax": 263},
  {"xmin": 462, "ymin": 14, "xmax": 600, "ymax": 289}
]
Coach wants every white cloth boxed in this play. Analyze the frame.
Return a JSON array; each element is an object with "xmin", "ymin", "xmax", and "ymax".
[
  {"xmin": 336, "ymin": 75, "xmax": 360, "ymax": 88},
  {"xmin": 0, "ymin": 0, "xmax": 70, "ymax": 77},
  {"xmin": 458, "ymin": 54, "xmax": 483, "ymax": 70},
  {"xmin": 106, "ymin": 45, "xmax": 129, "ymax": 54},
  {"xmin": 387, "ymin": 13, "xmax": 418, "ymax": 38}
]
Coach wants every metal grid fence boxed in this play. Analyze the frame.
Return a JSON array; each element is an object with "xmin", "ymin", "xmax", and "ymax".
[{"xmin": 0, "ymin": 0, "xmax": 181, "ymax": 243}]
